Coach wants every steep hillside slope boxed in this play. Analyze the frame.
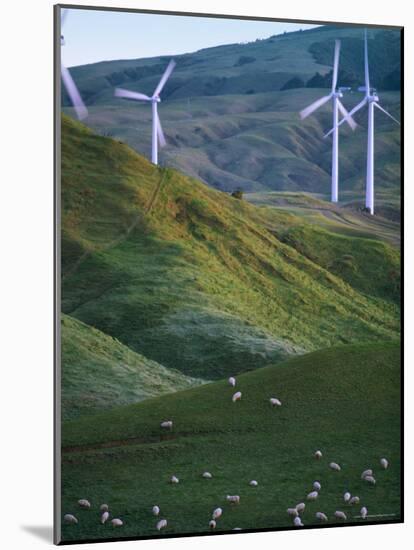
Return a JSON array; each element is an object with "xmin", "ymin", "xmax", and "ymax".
[
  {"xmin": 61, "ymin": 342, "xmax": 401, "ymax": 541},
  {"xmin": 61, "ymin": 115, "xmax": 399, "ymax": 380},
  {"xmin": 61, "ymin": 314, "xmax": 205, "ymax": 420}
]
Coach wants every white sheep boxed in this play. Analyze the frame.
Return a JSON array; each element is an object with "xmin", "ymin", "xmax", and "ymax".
[
  {"xmin": 232, "ymin": 527, "xmax": 242, "ymax": 531},
  {"xmin": 307, "ymin": 491, "xmax": 318, "ymax": 501},
  {"xmin": 287, "ymin": 508, "xmax": 299, "ymax": 517},
  {"xmin": 232, "ymin": 391, "xmax": 242, "ymax": 402},
  {"xmin": 228, "ymin": 377, "xmax": 236, "ymax": 387},
  {"xmin": 343, "ymin": 491, "xmax": 351, "ymax": 503},
  {"xmin": 270, "ymin": 397, "xmax": 282, "ymax": 407},
  {"xmin": 349, "ymin": 496, "xmax": 360, "ymax": 505},
  {"xmin": 329, "ymin": 462, "xmax": 341, "ymax": 471},
  {"xmin": 249, "ymin": 480, "xmax": 258, "ymax": 487},
  {"xmin": 334, "ymin": 511, "xmax": 347, "ymax": 520},
  {"xmin": 315, "ymin": 512, "xmax": 328, "ymax": 522},
  {"xmin": 294, "ymin": 516, "xmax": 304, "ymax": 527},
  {"xmin": 156, "ymin": 519, "xmax": 167, "ymax": 531},
  {"xmin": 152, "ymin": 505, "xmax": 160, "ymax": 516},
  {"xmin": 101, "ymin": 511, "xmax": 109, "ymax": 524},
  {"xmin": 100, "ymin": 504, "xmax": 109, "ymax": 513},
  {"xmin": 380, "ymin": 458, "xmax": 389, "ymax": 469},
  {"xmin": 364, "ymin": 475, "xmax": 376, "ymax": 485},
  {"xmin": 78, "ymin": 499, "xmax": 91, "ymax": 509},
  {"xmin": 314, "ymin": 450, "xmax": 323, "ymax": 460},
  {"xmin": 313, "ymin": 481, "xmax": 321, "ymax": 491},
  {"xmin": 212, "ymin": 507, "xmax": 223, "ymax": 519},
  {"xmin": 202, "ymin": 471, "xmax": 213, "ymax": 479},
  {"xmin": 296, "ymin": 502, "xmax": 306, "ymax": 513},
  {"xmin": 111, "ymin": 518, "xmax": 123, "ymax": 527},
  {"xmin": 360, "ymin": 506, "xmax": 368, "ymax": 519},
  {"xmin": 226, "ymin": 495, "xmax": 240, "ymax": 505},
  {"xmin": 361, "ymin": 469, "xmax": 373, "ymax": 480},
  {"xmin": 63, "ymin": 514, "xmax": 78, "ymax": 524},
  {"xmin": 160, "ymin": 420, "xmax": 173, "ymax": 430},
  {"xmin": 170, "ymin": 475, "xmax": 179, "ymax": 484},
  {"xmin": 209, "ymin": 520, "xmax": 216, "ymax": 529}
]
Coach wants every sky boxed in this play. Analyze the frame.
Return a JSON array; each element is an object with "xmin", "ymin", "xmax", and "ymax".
[{"xmin": 61, "ymin": 8, "xmax": 319, "ymax": 68}]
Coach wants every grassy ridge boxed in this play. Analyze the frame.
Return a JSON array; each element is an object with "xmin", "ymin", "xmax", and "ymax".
[
  {"xmin": 61, "ymin": 115, "xmax": 399, "ymax": 381},
  {"xmin": 61, "ymin": 342, "xmax": 401, "ymax": 541},
  {"xmin": 61, "ymin": 314, "xmax": 205, "ymax": 420}
]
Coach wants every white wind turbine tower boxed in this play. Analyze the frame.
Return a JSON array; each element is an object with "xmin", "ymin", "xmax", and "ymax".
[
  {"xmin": 114, "ymin": 60, "xmax": 176, "ymax": 165},
  {"xmin": 60, "ymin": 9, "xmax": 88, "ymax": 120},
  {"xmin": 300, "ymin": 40, "xmax": 357, "ymax": 203},
  {"xmin": 325, "ymin": 30, "xmax": 400, "ymax": 215}
]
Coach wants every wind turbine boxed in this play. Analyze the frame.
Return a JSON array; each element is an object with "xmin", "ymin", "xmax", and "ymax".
[
  {"xmin": 300, "ymin": 40, "xmax": 357, "ymax": 203},
  {"xmin": 60, "ymin": 9, "xmax": 88, "ymax": 120},
  {"xmin": 114, "ymin": 60, "xmax": 176, "ymax": 165},
  {"xmin": 325, "ymin": 30, "xmax": 400, "ymax": 215}
]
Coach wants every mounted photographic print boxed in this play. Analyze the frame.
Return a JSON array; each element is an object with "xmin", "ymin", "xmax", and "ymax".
[{"xmin": 54, "ymin": 3, "xmax": 403, "ymax": 544}]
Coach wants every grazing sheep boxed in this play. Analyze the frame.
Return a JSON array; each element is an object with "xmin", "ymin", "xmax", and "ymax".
[
  {"xmin": 101, "ymin": 511, "xmax": 109, "ymax": 524},
  {"xmin": 170, "ymin": 475, "xmax": 179, "ymax": 484},
  {"xmin": 212, "ymin": 507, "xmax": 223, "ymax": 519},
  {"xmin": 152, "ymin": 505, "xmax": 160, "ymax": 516},
  {"xmin": 364, "ymin": 475, "xmax": 376, "ymax": 485},
  {"xmin": 293, "ymin": 517, "xmax": 304, "ymax": 527},
  {"xmin": 361, "ymin": 469, "xmax": 373, "ymax": 480},
  {"xmin": 349, "ymin": 496, "xmax": 360, "ymax": 505},
  {"xmin": 314, "ymin": 450, "xmax": 323, "ymax": 460},
  {"xmin": 329, "ymin": 462, "xmax": 341, "ymax": 471},
  {"xmin": 287, "ymin": 508, "xmax": 299, "ymax": 518},
  {"xmin": 226, "ymin": 495, "xmax": 240, "ymax": 505},
  {"xmin": 78, "ymin": 499, "xmax": 91, "ymax": 509},
  {"xmin": 232, "ymin": 527, "xmax": 242, "ymax": 531},
  {"xmin": 313, "ymin": 481, "xmax": 321, "ymax": 491},
  {"xmin": 160, "ymin": 420, "xmax": 173, "ymax": 430},
  {"xmin": 209, "ymin": 520, "xmax": 216, "ymax": 529},
  {"xmin": 334, "ymin": 511, "xmax": 347, "ymax": 520},
  {"xmin": 100, "ymin": 504, "xmax": 109, "ymax": 513},
  {"xmin": 270, "ymin": 397, "xmax": 282, "ymax": 407},
  {"xmin": 296, "ymin": 502, "xmax": 306, "ymax": 513},
  {"xmin": 63, "ymin": 514, "xmax": 78, "ymax": 524},
  {"xmin": 156, "ymin": 519, "xmax": 167, "ymax": 531},
  {"xmin": 315, "ymin": 512, "xmax": 328, "ymax": 522},
  {"xmin": 111, "ymin": 518, "xmax": 123, "ymax": 527},
  {"xmin": 380, "ymin": 458, "xmax": 389, "ymax": 470},
  {"xmin": 343, "ymin": 492, "xmax": 351, "ymax": 503},
  {"xmin": 249, "ymin": 480, "xmax": 258, "ymax": 487},
  {"xmin": 202, "ymin": 471, "xmax": 213, "ymax": 479},
  {"xmin": 360, "ymin": 506, "xmax": 368, "ymax": 519},
  {"xmin": 232, "ymin": 391, "xmax": 242, "ymax": 403},
  {"xmin": 228, "ymin": 377, "xmax": 236, "ymax": 387},
  {"xmin": 307, "ymin": 491, "xmax": 318, "ymax": 501}
]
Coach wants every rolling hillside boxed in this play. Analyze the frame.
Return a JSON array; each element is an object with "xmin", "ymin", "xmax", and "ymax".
[
  {"xmin": 63, "ymin": 25, "xmax": 401, "ymax": 212},
  {"xmin": 61, "ymin": 115, "xmax": 400, "ymax": 385},
  {"xmin": 61, "ymin": 341, "xmax": 401, "ymax": 541}
]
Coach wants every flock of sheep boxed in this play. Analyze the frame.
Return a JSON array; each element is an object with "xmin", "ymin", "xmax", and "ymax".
[{"xmin": 63, "ymin": 375, "xmax": 390, "ymax": 534}]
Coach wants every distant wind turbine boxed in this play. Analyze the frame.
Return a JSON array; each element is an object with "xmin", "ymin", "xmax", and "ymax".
[
  {"xmin": 60, "ymin": 9, "xmax": 88, "ymax": 120},
  {"xmin": 114, "ymin": 60, "xmax": 176, "ymax": 165},
  {"xmin": 300, "ymin": 40, "xmax": 357, "ymax": 203},
  {"xmin": 325, "ymin": 30, "xmax": 400, "ymax": 215}
]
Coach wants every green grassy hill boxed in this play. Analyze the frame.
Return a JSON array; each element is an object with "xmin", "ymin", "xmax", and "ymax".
[
  {"xmin": 61, "ymin": 115, "xmax": 399, "ymax": 384},
  {"xmin": 61, "ymin": 341, "xmax": 401, "ymax": 542},
  {"xmin": 63, "ymin": 25, "xmax": 401, "ymax": 210},
  {"xmin": 61, "ymin": 314, "xmax": 205, "ymax": 421}
]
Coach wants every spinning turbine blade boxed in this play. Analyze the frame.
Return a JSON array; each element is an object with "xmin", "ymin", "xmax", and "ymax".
[
  {"xmin": 374, "ymin": 102, "xmax": 400, "ymax": 125},
  {"xmin": 115, "ymin": 88, "xmax": 151, "ymax": 101},
  {"xmin": 364, "ymin": 29, "xmax": 370, "ymax": 93},
  {"xmin": 324, "ymin": 98, "xmax": 367, "ymax": 138},
  {"xmin": 300, "ymin": 94, "xmax": 332, "ymax": 119},
  {"xmin": 332, "ymin": 40, "xmax": 341, "ymax": 92},
  {"xmin": 337, "ymin": 99, "xmax": 357, "ymax": 130},
  {"xmin": 61, "ymin": 8, "xmax": 69, "ymax": 27},
  {"xmin": 156, "ymin": 113, "xmax": 166, "ymax": 147},
  {"xmin": 153, "ymin": 60, "xmax": 176, "ymax": 97},
  {"xmin": 61, "ymin": 64, "xmax": 88, "ymax": 120}
]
